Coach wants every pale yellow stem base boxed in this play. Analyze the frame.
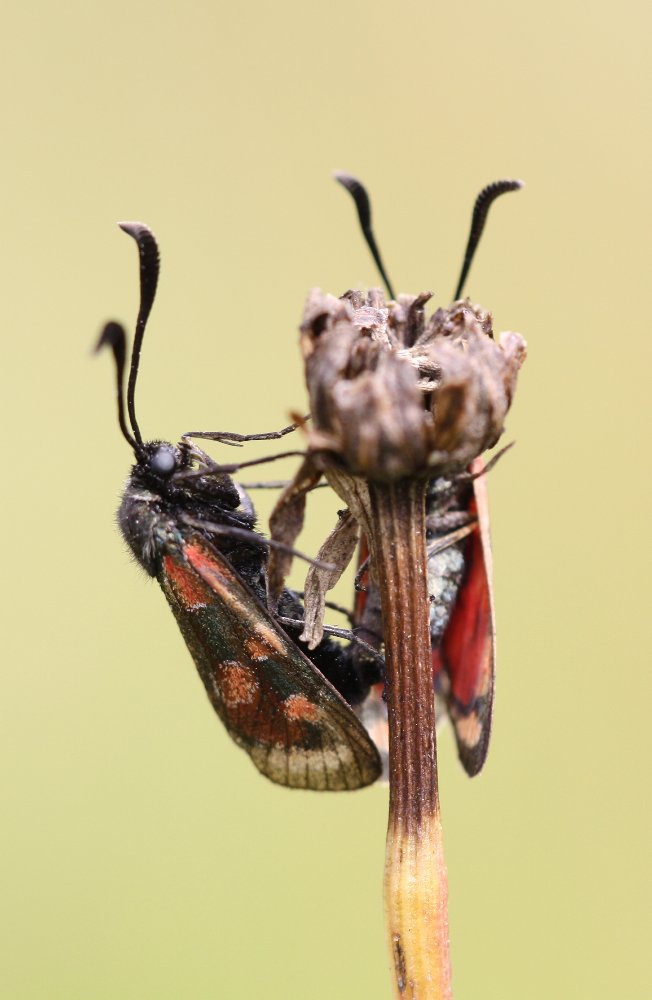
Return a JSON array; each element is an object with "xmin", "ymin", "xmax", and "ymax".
[{"xmin": 385, "ymin": 810, "xmax": 452, "ymax": 998}]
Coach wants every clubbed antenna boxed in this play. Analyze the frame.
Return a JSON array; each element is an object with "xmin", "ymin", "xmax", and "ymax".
[
  {"xmin": 453, "ymin": 179, "xmax": 523, "ymax": 301},
  {"xmin": 95, "ymin": 320, "xmax": 140, "ymax": 453},
  {"xmin": 334, "ymin": 172, "xmax": 396, "ymax": 300},
  {"xmin": 118, "ymin": 221, "xmax": 160, "ymax": 446}
]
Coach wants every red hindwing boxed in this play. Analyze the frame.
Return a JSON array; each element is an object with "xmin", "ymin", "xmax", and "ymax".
[{"xmin": 436, "ymin": 458, "xmax": 495, "ymax": 775}]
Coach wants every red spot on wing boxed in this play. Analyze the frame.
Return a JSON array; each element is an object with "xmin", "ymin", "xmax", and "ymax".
[
  {"xmin": 185, "ymin": 542, "xmax": 237, "ymax": 587},
  {"xmin": 163, "ymin": 555, "xmax": 209, "ymax": 608},
  {"xmin": 282, "ymin": 694, "xmax": 320, "ymax": 722},
  {"xmin": 220, "ymin": 663, "xmax": 260, "ymax": 705},
  {"xmin": 244, "ymin": 636, "xmax": 273, "ymax": 661}
]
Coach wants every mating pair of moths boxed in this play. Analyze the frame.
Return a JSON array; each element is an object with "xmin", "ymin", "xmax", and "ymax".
[{"xmin": 98, "ymin": 176, "xmax": 524, "ymax": 791}]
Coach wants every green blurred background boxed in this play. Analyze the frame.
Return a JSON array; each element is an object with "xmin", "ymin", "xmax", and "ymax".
[{"xmin": 2, "ymin": 0, "xmax": 650, "ymax": 997}]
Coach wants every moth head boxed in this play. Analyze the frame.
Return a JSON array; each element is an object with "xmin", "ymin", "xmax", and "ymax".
[
  {"xmin": 148, "ymin": 442, "xmax": 177, "ymax": 477},
  {"xmin": 134, "ymin": 441, "xmax": 186, "ymax": 488}
]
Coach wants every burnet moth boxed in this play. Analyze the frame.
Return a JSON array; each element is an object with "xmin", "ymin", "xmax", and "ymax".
[
  {"xmin": 283, "ymin": 176, "xmax": 525, "ymax": 777},
  {"xmin": 96, "ymin": 221, "xmax": 381, "ymax": 790}
]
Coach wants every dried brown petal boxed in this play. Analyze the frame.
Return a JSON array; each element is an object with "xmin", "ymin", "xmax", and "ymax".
[
  {"xmin": 299, "ymin": 508, "xmax": 359, "ymax": 649},
  {"xmin": 266, "ymin": 455, "xmax": 322, "ymax": 610}
]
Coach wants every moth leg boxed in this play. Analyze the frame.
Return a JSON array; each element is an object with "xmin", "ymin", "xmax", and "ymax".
[
  {"xmin": 427, "ymin": 520, "xmax": 477, "ymax": 558},
  {"xmin": 278, "ymin": 617, "xmax": 384, "ymax": 665},
  {"xmin": 239, "ymin": 479, "xmax": 330, "ymax": 491},
  {"xmin": 454, "ymin": 441, "xmax": 514, "ymax": 481},
  {"xmin": 290, "ymin": 592, "xmax": 355, "ymax": 625},
  {"xmin": 184, "ymin": 417, "xmax": 308, "ymax": 445},
  {"xmin": 353, "ymin": 554, "xmax": 370, "ymax": 593}
]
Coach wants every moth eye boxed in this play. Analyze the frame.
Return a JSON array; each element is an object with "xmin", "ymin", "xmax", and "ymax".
[{"xmin": 150, "ymin": 445, "xmax": 177, "ymax": 477}]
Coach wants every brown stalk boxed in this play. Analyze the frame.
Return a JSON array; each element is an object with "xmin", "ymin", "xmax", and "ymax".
[{"xmin": 368, "ymin": 478, "xmax": 451, "ymax": 999}]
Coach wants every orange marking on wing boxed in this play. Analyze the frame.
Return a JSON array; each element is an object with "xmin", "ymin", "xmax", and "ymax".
[
  {"xmin": 185, "ymin": 543, "xmax": 236, "ymax": 584},
  {"xmin": 220, "ymin": 662, "xmax": 260, "ymax": 705},
  {"xmin": 244, "ymin": 636, "xmax": 274, "ymax": 661},
  {"xmin": 163, "ymin": 556, "xmax": 208, "ymax": 609},
  {"xmin": 185, "ymin": 542, "xmax": 252, "ymax": 619},
  {"xmin": 282, "ymin": 694, "xmax": 320, "ymax": 722},
  {"xmin": 452, "ymin": 711, "xmax": 482, "ymax": 749},
  {"xmin": 255, "ymin": 624, "xmax": 286, "ymax": 655}
]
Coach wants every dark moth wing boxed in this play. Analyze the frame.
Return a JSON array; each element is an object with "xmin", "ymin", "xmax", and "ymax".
[
  {"xmin": 433, "ymin": 457, "xmax": 495, "ymax": 776},
  {"xmin": 159, "ymin": 534, "xmax": 382, "ymax": 790}
]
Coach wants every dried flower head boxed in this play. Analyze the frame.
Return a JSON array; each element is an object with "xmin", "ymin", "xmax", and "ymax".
[{"xmin": 301, "ymin": 287, "xmax": 526, "ymax": 482}]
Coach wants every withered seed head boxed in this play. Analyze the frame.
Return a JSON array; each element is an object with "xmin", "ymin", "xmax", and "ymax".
[{"xmin": 301, "ymin": 287, "xmax": 526, "ymax": 482}]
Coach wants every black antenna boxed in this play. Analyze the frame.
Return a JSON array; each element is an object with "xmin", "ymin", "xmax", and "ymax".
[
  {"xmin": 453, "ymin": 179, "xmax": 523, "ymax": 301},
  {"xmin": 118, "ymin": 221, "xmax": 160, "ymax": 446},
  {"xmin": 334, "ymin": 172, "xmax": 396, "ymax": 300},
  {"xmin": 95, "ymin": 321, "xmax": 140, "ymax": 453}
]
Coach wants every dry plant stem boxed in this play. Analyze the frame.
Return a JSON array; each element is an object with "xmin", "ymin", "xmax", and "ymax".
[{"xmin": 369, "ymin": 478, "xmax": 452, "ymax": 1000}]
